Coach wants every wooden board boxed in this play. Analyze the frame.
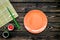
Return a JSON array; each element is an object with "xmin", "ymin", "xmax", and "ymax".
[
  {"xmin": 10, "ymin": 0, "xmax": 60, "ymax": 2},
  {"xmin": 0, "ymin": 0, "xmax": 60, "ymax": 40}
]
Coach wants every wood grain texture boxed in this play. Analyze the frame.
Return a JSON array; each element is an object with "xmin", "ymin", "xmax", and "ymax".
[
  {"xmin": 11, "ymin": 3, "xmax": 60, "ymax": 13},
  {"xmin": 10, "ymin": 0, "xmax": 60, "ymax": 2},
  {"xmin": 0, "ymin": 0, "xmax": 60, "ymax": 40}
]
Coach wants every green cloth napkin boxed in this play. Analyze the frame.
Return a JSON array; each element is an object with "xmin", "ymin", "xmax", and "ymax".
[{"xmin": 0, "ymin": 0, "xmax": 18, "ymax": 28}]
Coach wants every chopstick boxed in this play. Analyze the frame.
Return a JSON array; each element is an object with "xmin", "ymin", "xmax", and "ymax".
[{"xmin": 7, "ymin": 7, "xmax": 20, "ymax": 30}]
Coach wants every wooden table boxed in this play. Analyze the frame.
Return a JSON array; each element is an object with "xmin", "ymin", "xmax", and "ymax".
[{"xmin": 0, "ymin": 0, "xmax": 60, "ymax": 40}]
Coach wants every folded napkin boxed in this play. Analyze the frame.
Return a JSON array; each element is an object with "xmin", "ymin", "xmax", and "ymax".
[{"xmin": 0, "ymin": 0, "xmax": 18, "ymax": 28}]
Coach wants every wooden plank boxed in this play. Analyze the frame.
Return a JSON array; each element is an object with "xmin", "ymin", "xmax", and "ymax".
[
  {"xmin": 0, "ymin": 36, "xmax": 59, "ymax": 40},
  {"xmin": 11, "ymin": 3, "xmax": 60, "ymax": 13},
  {"xmin": 7, "ymin": 21, "xmax": 60, "ymax": 32},
  {"xmin": 14, "ymin": 12, "xmax": 60, "ymax": 22},
  {"xmin": 48, "ymin": 17, "xmax": 60, "ymax": 22},
  {"xmin": 16, "ymin": 12, "xmax": 60, "ymax": 17},
  {"xmin": 12, "ymin": 3, "xmax": 36, "ymax": 12},
  {"xmin": 16, "ymin": 16, "xmax": 60, "ymax": 22},
  {"xmin": 0, "ymin": 28, "xmax": 60, "ymax": 40},
  {"xmin": 7, "ymin": 30, "xmax": 60, "ymax": 38},
  {"xmin": 10, "ymin": 0, "xmax": 60, "ymax": 2},
  {"xmin": 0, "ymin": 28, "xmax": 59, "ymax": 38}
]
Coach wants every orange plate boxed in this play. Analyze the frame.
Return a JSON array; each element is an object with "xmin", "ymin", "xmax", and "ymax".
[{"xmin": 24, "ymin": 10, "xmax": 48, "ymax": 34}]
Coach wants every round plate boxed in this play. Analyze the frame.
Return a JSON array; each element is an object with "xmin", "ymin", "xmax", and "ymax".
[{"xmin": 24, "ymin": 10, "xmax": 48, "ymax": 34}]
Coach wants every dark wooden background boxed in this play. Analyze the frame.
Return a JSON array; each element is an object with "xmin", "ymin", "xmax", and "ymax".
[{"xmin": 0, "ymin": 0, "xmax": 60, "ymax": 40}]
